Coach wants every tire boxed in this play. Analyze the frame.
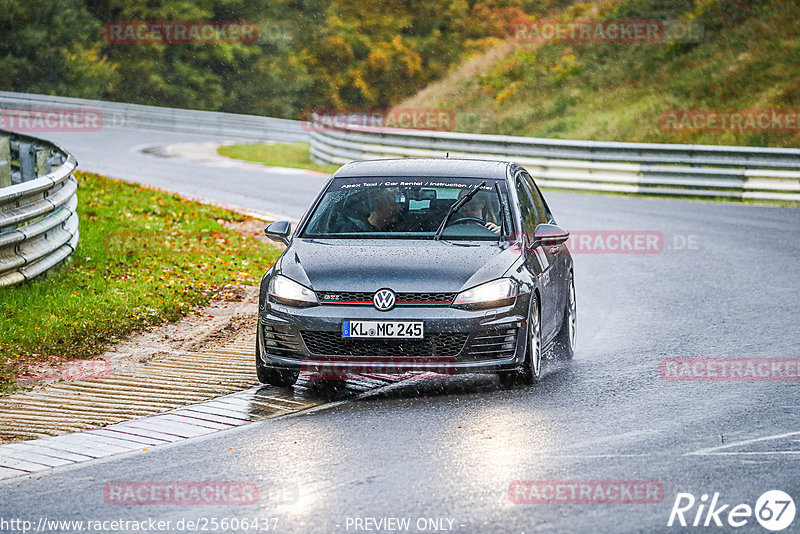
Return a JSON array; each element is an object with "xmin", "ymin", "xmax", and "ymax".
[
  {"xmin": 498, "ymin": 294, "xmax": 542, "ymax": 387},
  {"xmin": 552, "ymin": 273, "xmax": 576, "ymax": 360},
  {"xmin": 256, "ymin": 333, "xmax": 299, "ymax": 386}
]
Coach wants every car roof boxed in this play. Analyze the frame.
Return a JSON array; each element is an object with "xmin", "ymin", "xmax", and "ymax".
[{"xmin": 332, "ymin": 158, "xmax": 512, "ymax": 180}]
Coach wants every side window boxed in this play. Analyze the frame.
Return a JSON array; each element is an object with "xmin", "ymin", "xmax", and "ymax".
[
  {"xmin": 522, "ymin": 172, "xmax": 548, "ymax": 225},
  {"xmin": 515, "ymin": 176, "xmax": 537, "ymax": 238},
  {"xmin": 530, "ymin": 179, "xmax": 554, "ymax": 223},
  {"xmin": 516, "ymin": 173, "xmax": 549, "ymax": 269}
]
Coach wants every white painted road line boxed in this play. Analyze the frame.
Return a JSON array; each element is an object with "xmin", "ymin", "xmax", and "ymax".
[
  {"xmin": 25, "ymin": 439, "xmax": 113, "ymax": 459},
  {"xmin": 115, "ymin": 419, "xmax": 216, "ymax": 439},
  {"xmin": 99, "ymin": 426, "xmax": 182, "ymax": 443},
  {"xmin": 157, "ymin": 414, "xmax": 235, "ymax": 431},
  {"xmin": 694, "ymin": 451, "xmax": 800, "ymax": 455},
  {"xmin": 0, "ymin": 456, "xmax": 52, "ymax": 472},
  {"xmin": 172, "ymin": 408, "xmax": 250, "ymax": 426},
  {"xmin": 0, "ymin": 466, "xmax": 28, "ymax": 480},
  {"xmin": 2, "ymin": 443, "xmax": 95, "ymax": 462},
  {"xmin": 170, "ymin": 403, "xmax": 254, "ymax": 421},
  {"xmin": 0, "ymin": 448, "xmax": 74, "ymax": 468},
  {"xmin": 200, "ymin": 400, "xmax": 262, "ymax": 415},
  {"xmin": 67, "ymin": 432, "xmax": 150, "ymax": 450},
  {"xmin": 87, "ymin": 428, "xmax": 171, "ymax": 446},
  {"xmin": 48, "ymin": 435, "xmax": 137, "ymax": 454},
  {"xmin": 686, "ymin": 430, "xmax": 800, "ymax": 455}
]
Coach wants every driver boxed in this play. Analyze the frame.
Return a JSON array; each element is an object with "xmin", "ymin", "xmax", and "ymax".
[{"xmin": 455, "ymin": 190, "xmax": 501, "ymax": 234}]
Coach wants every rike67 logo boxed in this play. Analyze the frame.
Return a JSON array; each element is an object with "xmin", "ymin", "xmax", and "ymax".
[{"xmin": 668, "ymin": 490, "xmax": 795, "ymax": 531}]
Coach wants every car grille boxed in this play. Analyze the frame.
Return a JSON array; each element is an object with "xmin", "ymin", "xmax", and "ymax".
[
  {"xmin": 464, "ymin": 328, "xmax": 519, "ymax": 360},
  {"xmin": 301, "ymin": 331, "xmax": 467, "ymax": 358},
  {"xmin": 261, "ymin": 324, "xmax": 302, "ymax": 357},
  {"xmin": 316, "ymin": 291, "xmax": 455, "ymax": 306}
]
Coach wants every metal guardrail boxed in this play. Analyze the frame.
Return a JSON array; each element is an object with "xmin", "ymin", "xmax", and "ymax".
[
  {"xmin": 0, "ymin": 131, "xmax": 79, "ymax": 287},
  {"xmin": 0, "ymin": 92, "xmax": 308, "ymax": 141},
  {"xmin": 309, "ymin": 125, "xmax": 800, "ymax": 201},
  {"xmin": 3, "ymin": 92, "xmax": 797, "ymax": 201}
]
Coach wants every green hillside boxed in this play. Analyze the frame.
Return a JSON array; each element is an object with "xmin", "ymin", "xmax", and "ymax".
[{"xmin": 398, "ymin": 0, "xmax": 800, "ymax": 147}]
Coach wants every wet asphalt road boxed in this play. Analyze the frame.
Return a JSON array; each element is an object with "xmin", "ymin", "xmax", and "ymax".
[
  {"xmin": 1, "ymin": 128, "xmax": 799, "ymax": 533},
  {"xmin": 38, "ymin": 128, "xmax": 326, "ymax": 220}
]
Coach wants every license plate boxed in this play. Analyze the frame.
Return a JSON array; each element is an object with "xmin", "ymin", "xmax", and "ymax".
[{"xmin": 342, "ymin": 320, "xmax": 424, "ymax": 339}]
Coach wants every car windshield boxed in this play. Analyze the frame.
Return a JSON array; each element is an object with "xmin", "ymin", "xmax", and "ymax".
[{"xmin": 301, "ymin": 177, "xmax": 512, "ymax": 240}]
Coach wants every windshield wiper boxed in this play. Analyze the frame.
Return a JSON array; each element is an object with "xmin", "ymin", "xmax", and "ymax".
[
  {"xmin": 494, "ymin": 182, "xmax": 508, "ymax": 240},
  {"xmin": 433, "ymin": 180, "xmax": 486, "ymax": 241}
]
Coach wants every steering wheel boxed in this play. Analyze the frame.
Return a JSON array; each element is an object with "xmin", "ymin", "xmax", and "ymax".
[{"xmin": 450, "ymin": 217, "xmax": 486, "ymax": 226}]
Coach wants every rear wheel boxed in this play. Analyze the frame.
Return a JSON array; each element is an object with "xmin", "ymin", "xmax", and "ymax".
[
  {"xmin": 256, "ymin": 332, "xmax": 299, "ymax": 386},
  {"xmin": 552, "ymin": 273, "xmax": 576, "ymax": 360},
  {"xmin": 498, "ymin": 294, "xmax": 542, "ymax": 387}
]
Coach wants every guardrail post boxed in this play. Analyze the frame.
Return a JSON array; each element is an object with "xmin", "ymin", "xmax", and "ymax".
[
  {"xmin": 17, "ymin": 142, "xmax": 35, "ymax": 182},
  {"xmin": 0, "ymin": 136, "xmax": 10, "ymax": 187},
  {"xmin": 35, "ymin": 147, "xmax": 51, "ymax": 177},
  {"xmin": 48, "ymin": 152, "xmax": 65, "ymax": 168}
]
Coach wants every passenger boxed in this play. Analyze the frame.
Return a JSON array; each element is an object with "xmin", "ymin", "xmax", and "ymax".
[{"xmin": 339, "ymin": 188, "xmax": 403, "ymax": 232}]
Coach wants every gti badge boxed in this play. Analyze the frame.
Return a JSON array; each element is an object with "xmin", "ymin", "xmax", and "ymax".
[{"xmin": 373, "ymin": 289, "xmax": 396, "ymax": 311}]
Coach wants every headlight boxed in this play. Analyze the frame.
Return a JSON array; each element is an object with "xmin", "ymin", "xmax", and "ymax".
[
  {"xmin": 452, "ymin": 278, "xmax": 517, "ymax": 309},
  {"xmin": 268, "ymin": 275, "xmax": 319, "ymax": 307}
]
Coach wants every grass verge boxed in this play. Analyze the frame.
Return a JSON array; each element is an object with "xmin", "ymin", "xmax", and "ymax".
[
  {"xmin": 0, "ymin": 172, "xmax": 282, "ymax": 394},
  {"xmin": 218, "ymin": 142, "xmax": 341, "ymax": 174}
]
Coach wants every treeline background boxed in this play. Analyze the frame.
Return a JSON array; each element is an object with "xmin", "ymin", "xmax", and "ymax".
[{"xmin": 0, "ymin": 0, "xmax": 557, "ymax": 117}]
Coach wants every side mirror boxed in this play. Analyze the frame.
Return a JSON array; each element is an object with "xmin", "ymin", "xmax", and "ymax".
[
  {"xmin": 264, "ymin": 221, "xmax": 292, "ymax": 245},
  {"xmin": 532, "ymin": 223, "xmax": 569, "ymax": 248}
]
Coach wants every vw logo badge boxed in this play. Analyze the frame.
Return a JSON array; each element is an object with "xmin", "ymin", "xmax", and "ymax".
[{"xmin": 373, "ymin": 289, "xmax": 396, "ymax": 311}]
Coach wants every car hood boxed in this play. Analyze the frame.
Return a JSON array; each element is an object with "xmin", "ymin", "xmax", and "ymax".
[{"xmin": 277, "ymin": 239, "xmax": 520, "ymax": 293}]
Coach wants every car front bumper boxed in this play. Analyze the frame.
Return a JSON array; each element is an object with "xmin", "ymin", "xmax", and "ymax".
[{"xmin": 257, "ymin": 296, "xmax": 531, "ymax": 375}]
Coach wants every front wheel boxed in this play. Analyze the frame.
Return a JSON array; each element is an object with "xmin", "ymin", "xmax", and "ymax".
[
  {"xmin": 256, "ymin": 333, "xmax": 299, "ymax": 386},
  {"xmin": 552, "ymin": 273, "xmax": 576, "ymax": 360},
  {"xmin": 498, "ymin": 294, "xmax": 542, "ymax": 387}
]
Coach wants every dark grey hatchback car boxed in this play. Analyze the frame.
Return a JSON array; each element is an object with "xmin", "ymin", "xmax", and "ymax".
[{"xmin": 257, "ymin": 158, "xmax": 575, "ymax": 387}]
